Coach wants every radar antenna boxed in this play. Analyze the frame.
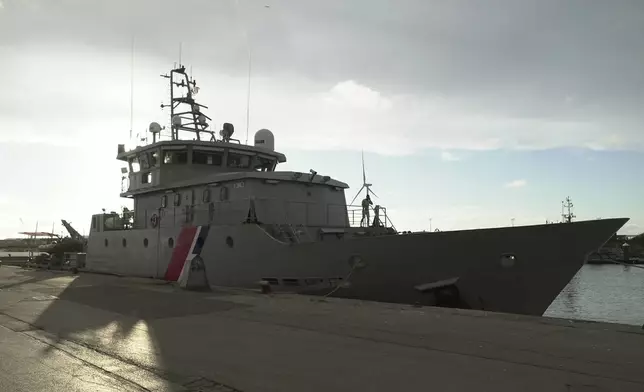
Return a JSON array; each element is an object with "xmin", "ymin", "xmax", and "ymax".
[
  {"xmin": 220, "ymin": 122, "xmax": 240, "ymax": 143},
  {"xmin": 349, "ymin": 150, "xmax": 380, "ymax": 205},
  {"xmin": 561, "ymin": 196, "xmax": 576, "ymax": 223},
  {"xmin": 159, "ymin": 65, "xmax": 214, "ymax": 141}
]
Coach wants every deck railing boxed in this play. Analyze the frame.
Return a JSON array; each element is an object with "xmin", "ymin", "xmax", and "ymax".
[
  {"xmin": 100, "ymin": 197, "xmax": 397, "ymax": 232},
  {"xmin": 346, "ymin": 204, "xmax": 396, "ymax": 231}
]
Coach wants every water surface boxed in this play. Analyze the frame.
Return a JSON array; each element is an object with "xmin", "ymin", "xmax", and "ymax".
[{"xmin": 546, "ymin": 264, "xmax": 644, "ymax": 326}]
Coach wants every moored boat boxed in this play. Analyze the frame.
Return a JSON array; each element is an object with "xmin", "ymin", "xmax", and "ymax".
[{"xmin": 85, "ymin": 64, "xmax": 628, "ymax": 316}]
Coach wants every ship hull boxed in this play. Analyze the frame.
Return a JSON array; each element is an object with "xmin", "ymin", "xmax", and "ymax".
[{"xmin": 85, "ymin": 218, "xmax": 628, "ymax": 316}]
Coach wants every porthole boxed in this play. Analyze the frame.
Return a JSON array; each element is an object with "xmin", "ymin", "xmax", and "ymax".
[
  {"xmin": 225, "ymin": 236, "xmax": 234, "ymax": 248},
  {"xmin": 143, "ymin": 238, "xmax": 149, "ymax": 248},
  {"xmin": 122, "ymin": 238, "xmax": 127, "ymax": 247},
  {"xmin": 168, "ymin": 237, "xmax": 174, "ymax": 248},
  {"xmin": 104, "ymin": 238, "xmax": 108, "ymax": 247}
]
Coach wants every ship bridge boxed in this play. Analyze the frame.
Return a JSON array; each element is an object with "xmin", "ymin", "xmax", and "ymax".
[
  {"xmin": 116, "ymin": 65, "xmax": 286, "ymax": 197},
  {"xmin": 118, "ymin": 138, "xmax": 287, "ymax": 197},
  {"xmin": 93, "ymin": 64, "xmax": 394, "ymax": 236}
]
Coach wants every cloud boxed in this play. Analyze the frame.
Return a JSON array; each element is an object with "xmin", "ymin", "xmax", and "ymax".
[
  {"xmin": 324, "ymin": 80, "xmax": 393, "ymax": 110},
  {"xmin": 623, "ymin": 223, "xmax": 642, "ymax": 235},
  {"xmin": 1, "ymin": 0, "xmax": 644, "ymax": 155},
  {"xmin": 3, "ymin": 41, "xmax": 643, "ymax": 159},
  {"xmin": 504, "ymin": 179, "xmax": 527, "ymax": 188},
  {"xmin": 440, "ymin": 151, "xmax": 460, "ymax": 161},
  {"xmin": 0, "ymin": 0, "xmax": 642, "ymax": 239}
]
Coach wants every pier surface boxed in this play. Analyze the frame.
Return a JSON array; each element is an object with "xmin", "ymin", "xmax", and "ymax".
[{"xmin": 0, "ymin": 266, "xmax": 642, "ymax": 392}]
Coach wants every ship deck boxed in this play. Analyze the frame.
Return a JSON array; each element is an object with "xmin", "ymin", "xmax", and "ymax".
[{"xmin": 0, "ymin": 266, "xmax": 643, "ymax": 391}]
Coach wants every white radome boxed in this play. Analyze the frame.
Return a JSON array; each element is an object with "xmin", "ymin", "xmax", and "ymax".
[{"xmin": 254, "ymin": 129, "xmax": 275, "ymax": 151}]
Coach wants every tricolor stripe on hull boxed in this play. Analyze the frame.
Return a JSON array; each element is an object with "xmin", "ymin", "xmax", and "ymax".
[{"xmin": 165, "ymin": 225, "xmax": 210, "ymax": 281}]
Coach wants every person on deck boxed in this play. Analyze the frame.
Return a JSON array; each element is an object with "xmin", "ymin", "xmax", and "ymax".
[
  {"xmin": 361, "ymin": 194, "xmax": 373, "ymax": 227},
  {"xmin": 372, "ymin": 204, "xmax": 382, "ymax": 228}
]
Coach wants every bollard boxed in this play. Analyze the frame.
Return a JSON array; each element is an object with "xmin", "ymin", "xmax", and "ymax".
[{"xmin": 622, "ymin": 242, "xmax": 631, "ymax": 264}]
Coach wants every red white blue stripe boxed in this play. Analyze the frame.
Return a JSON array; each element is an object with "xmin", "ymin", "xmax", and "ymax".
[{"xmin": 165, "ymin": 225, "xmax": 210, "ymax": 281}]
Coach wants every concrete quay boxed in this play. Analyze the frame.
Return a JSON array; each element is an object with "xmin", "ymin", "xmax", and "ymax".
[{"xmin": 0, "ymin": 266, "xmax": 643, "ymax": 391}]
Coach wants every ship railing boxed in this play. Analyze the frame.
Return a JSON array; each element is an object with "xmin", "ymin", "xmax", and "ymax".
[
  {"xmin": 346, "ymin": 204, "xmax": 396, "ymax": 231},
  {"xmin": 106, "ymin": 197, "xmax": 396, "ymax": 231},
  {"xmin": 101, "ymin": 209, "xmax": 135, "ymax": 231}
]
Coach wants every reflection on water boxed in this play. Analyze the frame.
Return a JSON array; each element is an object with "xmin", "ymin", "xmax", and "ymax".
[{"xmin": 545, "ymin": 264, "xmax": 644, "ymax": 326}]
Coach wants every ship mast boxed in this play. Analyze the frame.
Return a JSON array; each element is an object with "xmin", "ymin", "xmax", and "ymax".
[
  {"xmin": 561, "ymin": 196, "xmax": 576, "ymax": 223},
  {"xmin": 160, "ymin": 65, "xmax": 214, "ymax": 142}
]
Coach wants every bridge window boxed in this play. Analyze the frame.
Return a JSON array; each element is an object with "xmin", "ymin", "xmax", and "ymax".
[
  {"xmin": 163, "ymin": 151, "xmax": 187, "ymax": 164},
  {"xmin": 227, "ymin": 152, "xmax": 251, "ymax": 169},
  {"xmin": 129, "ymin": 157, "xmax": 140, "ymax": 173},
  {"xmin": 193, "ymin": 151, "xmax": 223, "ymax": 166},
  {"xmin": 141, "ymin": 172, "xmax": 151, "ymax": 184},
  {"xmin": 150, "ymin": 151, "xmax": 159, "ymax": 166},
  {"xmin": 253, "ymin": 156, "xmax": 276, "ymax": 172},
  {"xmin": 139, "ymin": 153, "xmax": 150, "ymax": 170}
]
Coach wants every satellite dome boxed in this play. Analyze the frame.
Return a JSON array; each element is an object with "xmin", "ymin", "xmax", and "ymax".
[
  {"xmin": 254, "ymin": 129, "xmax": 275, "ymax": 151},
  {"xmin": 172, "ymin": 116, "xmax": 182, "ymax": 127}
]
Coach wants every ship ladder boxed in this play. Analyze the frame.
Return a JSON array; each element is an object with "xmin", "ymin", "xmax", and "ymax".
[
  {"xmin": 275, "ymin": 224, "xmax": 297, "ymax": 244},
  {"xmin": 286, "ymin": 223, "xmax": 300, "ymax": 243},
  {"xmin": 294, "ymin": 224, "xmax": 312, "ymax": 242},
  {"xmin": 280, "ymin": 212, "xmax": 300, "ymax": 244}
]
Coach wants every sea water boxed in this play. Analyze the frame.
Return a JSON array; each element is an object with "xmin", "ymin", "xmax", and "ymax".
[{"xmin": 546, "ymin": 264, "xmax": 644, "ymax": 326}]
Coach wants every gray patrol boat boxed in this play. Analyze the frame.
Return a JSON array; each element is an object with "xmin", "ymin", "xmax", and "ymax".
[{"xmin": 85, "ymin": 65, "xmax": 628, "ymax": 316}]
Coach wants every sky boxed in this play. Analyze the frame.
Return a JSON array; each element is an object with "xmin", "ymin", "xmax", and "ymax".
[{"xmin": 0, "ymin": 0, "xmax": 643, "ymax": 238}]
